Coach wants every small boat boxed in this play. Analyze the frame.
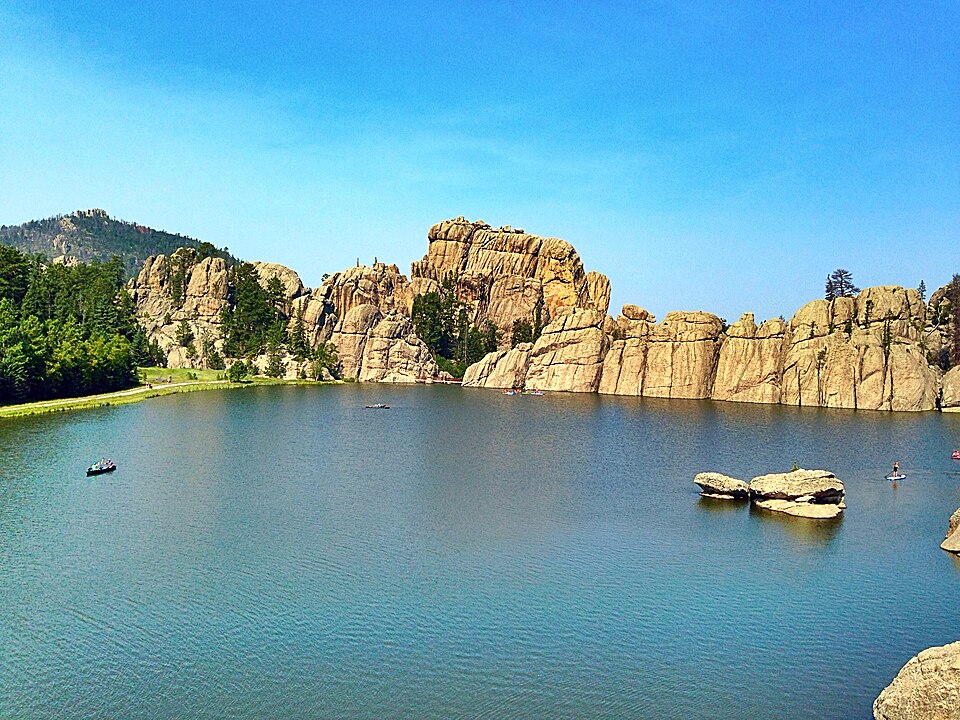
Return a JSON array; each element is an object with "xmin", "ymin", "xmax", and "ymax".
[
  {"xmin": 886, "ymin": 474, "xmax": 906, "ymax": 481},
  {"xmin": 501, "ymin": 390, "xmax": 518, "ymax": 396},
  {"xmin": 525, "ymin": 390, "xmax": 545, "ymax": 396},
  {"xmin": 952, "ymin": 450, "xmax": 960, "ymax": 460},
  {"xmin": 365, "ymin": 403, "xmax": 390, "ymax": 409},
  {"xmin": 86, "ymin": 459, "xmax": 116, "ymax": 476}
]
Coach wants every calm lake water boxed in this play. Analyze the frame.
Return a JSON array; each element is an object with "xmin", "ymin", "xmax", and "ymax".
[{"xmin": 2, "ymin": 385, "xmax": 959, "ymax": 719}]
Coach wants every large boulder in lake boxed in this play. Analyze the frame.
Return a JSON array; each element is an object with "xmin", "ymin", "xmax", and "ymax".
[
  {"xmin": 941, "ymin": 508, "xmax": 960, "ymax": 555},
  {"xmin": 749, "ymin": 469, "xmax": 844, "ymax": 504},
  {"xmin": 873, "ymin": 640, "xmax": 960, "ymax": 719},
  {"xmin": 753, "ymin": 499, "xmax": 843, "ymax": 519},
  {"xmin": 694, "ymin": 472, "xmax": 749, "ymax": 499}
]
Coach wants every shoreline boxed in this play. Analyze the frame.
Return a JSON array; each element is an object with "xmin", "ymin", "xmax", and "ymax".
[{"xmin": 0, "ymin": 376, "xmax": 340, "ymax": 419}]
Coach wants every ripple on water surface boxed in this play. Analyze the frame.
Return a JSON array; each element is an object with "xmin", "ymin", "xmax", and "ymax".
[{"xmin": 1, "ymin": 384, "xmax": 959, "ymax": 719}]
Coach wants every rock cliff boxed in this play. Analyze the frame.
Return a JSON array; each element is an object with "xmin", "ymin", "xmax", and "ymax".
[
  {"xmin": 463, "ymin": 309, "xmax": 607, "ymax": 392},
  {"xmin": 411, "ymin": 217, "xmax": 611, "ymax": 343},
  {"xmin": 599, "ymin": 310, "xmax": 724, "ymax": 398},
  {"xmin": 873, "ymin": 640, "xmax": 960, "ymax": 719},
  {"xmin": 129, "ymin": 218, "xmax": 948, "ymax": 407}
]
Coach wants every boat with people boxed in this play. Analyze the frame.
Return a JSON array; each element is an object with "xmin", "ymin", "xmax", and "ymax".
[
  {"xmin": 524, "ymin": 390, "xmax": 545, "ymax": 396},
  {"xmin": 953, "ymin": 450, "xmax": 960, "ymax": 460},
  {"xmin": 501, "ymin": 389, "xmax": 518, "ymax": 396},
  {"xmin": 365, "ymin": 403, "xmax": 390, "ymax": 409},
  {"xmin": 86, "ymin": 459, "xmax": 116, "ymax": 476}
]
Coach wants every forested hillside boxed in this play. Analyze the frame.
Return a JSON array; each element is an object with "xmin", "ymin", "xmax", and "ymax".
[
  {"xmin": 0, "ymin": 208, "xmax": 236, "ymax": 278},
  {"xmin": 0, "ymin": 245, "xmax": 164, "ymax": 405}
]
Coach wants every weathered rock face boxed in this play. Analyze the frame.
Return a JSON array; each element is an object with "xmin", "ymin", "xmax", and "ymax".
[
  {"xmin": 599, "ymin": 310, "xmax": 723, "ymax": 398},
  {"xmin": 250, "ymin": 261, "xmax": 306, "ymax": 301},
  {"xmin": 752, "ymin": 498, "xmax": 843, "ymax": 519},
  {"xmin": 357, "ymin": 312, "xmax": 439, "ymax": 383},
  {"xmin": 781, "ymin": 287, "xmax": 939, "ymax": 411},
  {"xmin": 460, "ymin": 310, "xmax": 607, "ymax": 392},
  {"xmin": 128, "ymin": 249, "xmax": 231, "ymax": 368},
  {"xmin": 410, "ymin": 217, "xmax": 610, "ymax": 343},
  {"xmin": 749, "ymin": 469, "xmax": 845, "ymax": 504},
  {"xmin": 873, "ymin": 640, "xmax": 960, "ymax": 719},
  {"xmin": 327, "ymin": 304, "xmax": 438, "ymax": 382},
  {"xmin": 942, "ymin": 367, "xmax": 960, "ymax": 410},
  {"xmin": 524, "ymin": 310, "xmax": 609, "ymax": 392},
  {"xmin": 711, "ymin": 313, "xmax": 788, "ymax": 404},
  {"xmin": 941, "ymin": 507, "xmax": 960, "ymax": 554},
  {"xmin": 694, "ymin": 472, "xmax": 749, "ymax": 499},
  {"xmin": 320, "ymin": 262, "xmax": 414, "ymax": 318},
  {"xmin": 462, "ymin": 343, "xmax": 533, "ymax": 389}
]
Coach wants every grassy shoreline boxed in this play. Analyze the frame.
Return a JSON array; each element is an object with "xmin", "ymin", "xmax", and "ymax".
[{"xmin": 0, "ymin": 368, "xmax": 338, "ymax": 419}]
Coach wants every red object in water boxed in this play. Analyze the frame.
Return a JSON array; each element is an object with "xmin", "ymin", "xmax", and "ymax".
[{"xmin": 953, "ymin": 450, "xmax": 960, "ymax": 460}]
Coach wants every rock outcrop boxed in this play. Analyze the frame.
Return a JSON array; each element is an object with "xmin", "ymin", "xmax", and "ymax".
[
  {"xmin": 873, "ymin": 641, "xmax": 960, "ymax": 719},
  {"xmin": 128, "ymin": 249, "xmax": 232, "ymax": 368},
  {"xmin": 463, "ymin": 310, "xmax": 608, "ymax": 392},
  {"xmin": 462, "ymin": 343, "xmax": 533, "ymax": 389},
  {"xmin": 599, "ymin": 310, "xmax": 724, "ymax": 398},
  {"xmin": 748, "ymin": 469, "xmax": 845, "ymax": 519},
  {"xmin": 942, "ymin": 367, "xmax": 960, "ymax": 411},
  {"xmin": 781, "ymin": 287, "xmax": 939, "ymax": 411},
  {"xmin": 941, "ymin": 508, "xmax": 960, "ymax": 554},
  {"xmin": 694, "ymin": 472, "xmax": 749, "ymax": 499},
  {"xmin": 749, "ymin": 469, "xmax": 845, "ymax": 503},
  {"xmin": 411, "ymin": 217, "xmax": 610, "ymax": 343},
  {"xmin": 525, "ymin": 310, "xmax": 609, "ymax": 392},
  {"xmin": 711, "ymin": 313, "xmax": 787, "ymax": 403}
]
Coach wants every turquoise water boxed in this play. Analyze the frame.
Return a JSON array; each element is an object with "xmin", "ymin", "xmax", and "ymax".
[{"xmin": 2, "ymin": 385, "xmax": 959, "ymax": 719}]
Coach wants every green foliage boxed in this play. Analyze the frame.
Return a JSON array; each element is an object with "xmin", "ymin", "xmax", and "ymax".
[
  {"xmin": 175, "ymin": 319, "xmax": 194, "ymax": 347},
  {"xmin": 825, "ymin": 269, "xmax": 859, "ymax": 301},
  {"xmin": 265, "ymin": 351, "xmax": 285, "ymax": 378},
  {"xmin": 512, "ymin": 319, "xmax": 535, "ymax": 347},
  {"xmin": 0, "ymin": 210, "xmax": 237, "ymax": 279},
  {"xmin": 411, "ymin": 276, "xmax": 502, "ymax": 377},
  {"xmin": 0, "ymin": 245, "xmax": 147, "ymax": 405},
  {"xmin": 226, "ymin": 360, "xmax": 249, "ymax": 383},
  {"xmin": 220, "ymin": 263, "xmax": 279, "ymax": 357},
  {"xmin": 311, "ymin": 343, "xmax": 339, "ymax": 380}
]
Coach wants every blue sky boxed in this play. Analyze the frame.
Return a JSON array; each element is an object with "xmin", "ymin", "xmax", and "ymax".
[{"xmin": 0, "ymin": 1, "xmax": 956, "ymax": 321}]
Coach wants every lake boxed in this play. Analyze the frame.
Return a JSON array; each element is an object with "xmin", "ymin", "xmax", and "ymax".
[{"xmin": 2, "ymin": 385, "xmax": 959, "ymax": 719}]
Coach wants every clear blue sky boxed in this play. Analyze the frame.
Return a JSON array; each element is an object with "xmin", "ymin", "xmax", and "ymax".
[{"xmin": 0, "ymin": 1, "xmax": 957, "ymax": 321}]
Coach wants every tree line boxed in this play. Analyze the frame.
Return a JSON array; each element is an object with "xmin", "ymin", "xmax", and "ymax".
[{"xmin": 0, "ymin": 245, "xmax": 164, "ymax": 405}]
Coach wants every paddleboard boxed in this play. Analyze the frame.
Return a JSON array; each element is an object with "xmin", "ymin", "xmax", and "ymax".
[{"xmin": 886, "ymin": 474, "xmax": 906, "ymax": 481}]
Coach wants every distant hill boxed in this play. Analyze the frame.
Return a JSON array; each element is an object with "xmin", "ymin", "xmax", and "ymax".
[{"xmin": 0, "ymin": 209, "xmax": 237, "ymax": 276}]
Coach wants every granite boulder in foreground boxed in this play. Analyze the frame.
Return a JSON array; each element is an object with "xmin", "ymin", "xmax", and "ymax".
[
  {"xmin": 693, "ymin": 472, "xmax": 749, "ymax": 499},
  {"xmin": 873, "ymin": 641, "xmax": 960, "ymax": 719},
  {"xmin": 941, "ymin": 508, "xmax": 960, "ymax": 554}
]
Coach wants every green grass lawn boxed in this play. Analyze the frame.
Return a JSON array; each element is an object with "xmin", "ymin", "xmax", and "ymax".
[{"xmin": 0, "ymin": 367, "xmax": 336, "ymax": 419}]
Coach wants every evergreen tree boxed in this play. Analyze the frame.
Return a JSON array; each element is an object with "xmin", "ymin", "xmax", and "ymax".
[{"xmin": 826, "ymin": 269, "xmax": 859, "ymax": 299}]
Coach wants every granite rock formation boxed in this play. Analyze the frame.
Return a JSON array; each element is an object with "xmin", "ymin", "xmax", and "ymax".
[
  {"xmin": 694, "ymin": 472, "xmax": 749, "ymax": 499},
  {"xmin": 411, "ymin": 217, "xmax": 611, "ymax": 343},
  {"xmin": 711, "ymin": 313, "xmax": 787, "ymax": 403},
  {"xmin": 599, "ymin": 310, "xmax": 724, "ymax": 398},
  {"xmin": 463, "ymin": 310, "xmax": 607, "ymax": 392},
  {"xmin": 873, "ymin": 641, "xmax": 960, "ymax": 719},
  {"xmin": 748, "ymin": 469, "xmax": 845, "ymax": 519},
  {"xmin": 941, "ymin": 507, "xmax": 960, "ymax": 555}
]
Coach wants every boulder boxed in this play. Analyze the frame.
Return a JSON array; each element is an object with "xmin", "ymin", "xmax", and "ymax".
[
  {"xmin": 749, "ymin": 469, "xmax": 844, "ymax": 504},
  {"xmin": 250, "ymin": 261, "xmax": 307, "ymax": 300},
  {"xmin": 873, "ymin": 640, "xmax": 960, "ymax": 719},
  {"xmin": 753, "ymin": 499, "xmax": 843, "ymax": 519},
  {"xmin": 941, "ymin": 507, "xmax": 960, "ymax": 554},
  {"xmin": 694, "ymin": 472, "xmax": 749, "ymax": 499}
]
